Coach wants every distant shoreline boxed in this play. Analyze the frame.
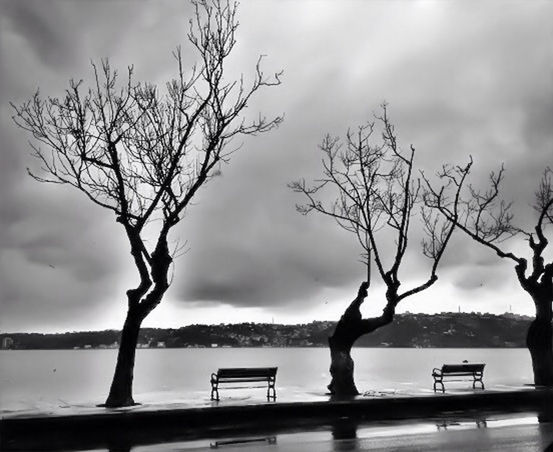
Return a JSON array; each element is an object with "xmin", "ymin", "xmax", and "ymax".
[{"xmin": 1, "ymin": 312, "xmax": 533, "ymax": 350}]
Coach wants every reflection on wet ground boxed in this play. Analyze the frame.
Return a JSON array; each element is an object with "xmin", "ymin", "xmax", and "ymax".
[
  {"xmin": 93, "ymin": 407, "xmax": 553, "ymax": 452},
  {"xmin": 209, "ymin": 436, "xmax": 277, "ymax": 449}
]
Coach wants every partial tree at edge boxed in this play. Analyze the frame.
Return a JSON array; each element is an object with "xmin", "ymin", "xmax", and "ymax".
[{"xmin": 423, "ymin": 159, "xmax": 553, "ymax": 387}]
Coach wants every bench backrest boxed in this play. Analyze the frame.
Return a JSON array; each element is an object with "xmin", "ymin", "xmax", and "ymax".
[
  {"xmin": 442, "ymin": 363, "xmax": 485, "ymax": 373},
  {"xmin": 217, "ymin": 367, "xmax": 277, "ymax": 379}
]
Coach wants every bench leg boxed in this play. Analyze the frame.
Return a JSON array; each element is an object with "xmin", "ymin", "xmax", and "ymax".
[
  {"xmin": 267, "ymin": 379, "xmax": 276, "ymax": 401},
  {"xmin": 433, "ymin": 379, "xmax": 445, "ymax": 393},
  {"xmin": 473, "ymin": 376, "xmax": 485, "ymax": 390},
  {"xmin": 211, "ymin": 383, "xmax": 219, "ymax": 401}
]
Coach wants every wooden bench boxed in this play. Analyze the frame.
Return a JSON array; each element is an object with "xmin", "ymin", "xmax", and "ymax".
[
  {"xmin": 432, "ymin": 363, "xmax": 485, "ymax": 392},
  {"xmin": 210, "ymin": 367, "xmax": 277, "ymax": 401}
]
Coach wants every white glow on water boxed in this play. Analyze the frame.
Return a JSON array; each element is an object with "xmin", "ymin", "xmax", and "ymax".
[{"xmin": 0, "ymin": 348, "xmax": 534, "ymax": 413}]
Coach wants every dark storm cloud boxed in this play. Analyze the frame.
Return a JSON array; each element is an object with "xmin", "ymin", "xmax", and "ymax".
[
  {"xmin": 0, "ymin": 0, "xmax": 173, "ymax": 68},
  {"xmin": 451, "ymin": 265, "xmax": 508, "ymax": 292},
  {"xmin": 523, "ymin": 97, "xmax": 553, "ymax": 151},
  {"xmin": 16, "ymin": 230, "xmax": 114, "ymax": 283},
  {"xmin": 175, "ymin": 143, "xmax": 362, "ymax": 308},
  {"xmin": 0, "ymin": 189, "xmax": 126, "ymax": 311},
  {"xmin": 1, "ymin": 1, "xmax": 74, "ymax": 66},
  {"xmin": 174, "ymin": 0, "xmax": 553, "ymax": 311},
  {"xmin": 0, "ymin": 200, "xmax": 129, "ymax": 333},
  {"xmin": 0, "ymin": 0, "xmax": 196, "ymax": 331},
  {"xmin": 1, "ymin": 0, "xmax": 552, "ymax": 331},
  {"xmin": 180, "ymin": 222, "xmax": 361, "ymax": 308}
]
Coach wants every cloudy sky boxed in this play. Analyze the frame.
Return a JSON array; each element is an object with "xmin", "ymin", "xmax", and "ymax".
[{"xmin": 1, "ymin": 0, "xmax": 552, "ymax": 333}]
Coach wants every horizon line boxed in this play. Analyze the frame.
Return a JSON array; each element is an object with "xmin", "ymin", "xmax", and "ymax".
[{"xmin": 0, "ymin": 311, "xmax": 534, "ymax": 336}]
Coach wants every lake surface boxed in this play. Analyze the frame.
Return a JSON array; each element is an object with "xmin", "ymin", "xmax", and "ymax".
[{"xmin": 0, "ymin": 348, "xmax": 533, "ymax": 411}]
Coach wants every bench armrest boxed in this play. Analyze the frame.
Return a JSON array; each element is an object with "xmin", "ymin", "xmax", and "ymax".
[
  {"xmin": 432, "ymin": 368, "xmax": 442, "ymax": 375},
  {"xmin": 210, "ymin": 373, "xmax": 218, "ymax": 382}
]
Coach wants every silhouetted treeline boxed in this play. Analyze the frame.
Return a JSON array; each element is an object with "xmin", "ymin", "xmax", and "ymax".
[{"xmin": 0, "ymin": 312, "xmax": 533, "ymax": 350}]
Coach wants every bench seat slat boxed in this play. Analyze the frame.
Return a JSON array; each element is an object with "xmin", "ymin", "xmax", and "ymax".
[
  {"xmin": 217, "ymin": 367, "xmax": 277, "ymax": 378},
  {"xmin": 215, "ymin": 384, "xmax": 270, "ymax": 389},
  {"xmin": 211, "ymin": 367, "xmax": 278, "ymax": 401},
  {"xmin": 217, "ymin": 373, "xmax": 276, "ymax": 378},
  {"xmin": 217, "ymin": 373, "xmax": 275, "ymax": 379},
  {"xmin": 441, "ymin": 364, "xmax": 485, "ymax": 373},
  {"xmin": 217, "ymin": 377, "xmax": 274, "ymax": 383},
  {"xmin": 436, "ymin": 372, "xmax": 482, "ymax": 377}
]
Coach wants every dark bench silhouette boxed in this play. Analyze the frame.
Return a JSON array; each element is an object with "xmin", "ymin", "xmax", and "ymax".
[
  {"xmin": 210, "ymin": 367, "xmax": 277, "ymax": 401},
  {"xmin": 432, "ymin": 363, "xmax": 485, "ymax": 392}
]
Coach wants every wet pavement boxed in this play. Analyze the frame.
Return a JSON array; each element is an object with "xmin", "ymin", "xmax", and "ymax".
[
  {"xmin": 2, "ymin": 384, "xmax": 552, "ymax": 451},
  {"xmin": 0, "ymin": 382, "xmax": 535, "ymax": 419},
  {"xmin": 124, "ymin": 413, "xmax": 553, "ymax": 452}
]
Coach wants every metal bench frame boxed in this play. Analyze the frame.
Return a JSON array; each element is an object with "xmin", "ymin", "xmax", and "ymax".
[
  {"xmin": 210, "ymin": 367, "xmax": 277, "ymax": 401},
  {"xmin": 432, "ymin": 363, "xmax": 485, "ymax": 392}
]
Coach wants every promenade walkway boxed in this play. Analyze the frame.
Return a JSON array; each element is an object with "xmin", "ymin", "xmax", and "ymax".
[{"xmin": 1, "ymin": 384, "xmax": 552, "ymax": 451}]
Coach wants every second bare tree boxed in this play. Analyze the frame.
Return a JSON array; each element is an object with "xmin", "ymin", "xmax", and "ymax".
[{"xmin": 291, "ymin": 105, "xmax": 455, "ymax": 396}]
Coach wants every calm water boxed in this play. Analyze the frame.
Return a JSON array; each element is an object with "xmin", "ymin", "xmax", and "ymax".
[{"xmin": 0, "ymin": 348, "xmax": 532, "ymax": 411}]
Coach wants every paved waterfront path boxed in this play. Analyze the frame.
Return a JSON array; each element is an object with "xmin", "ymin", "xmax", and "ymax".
[
  {"xmin": 1, "ymin": 385, "xmax": 552, "ymax": 451},
  {"xmin": 0, "ymin": 382, "xmax": 537, "ymax": 418}
]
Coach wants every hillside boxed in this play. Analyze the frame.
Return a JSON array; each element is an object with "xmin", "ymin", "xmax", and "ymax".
[{"xmin": 0, "ymin": 312, "xmax": 534, "ymax": 350}]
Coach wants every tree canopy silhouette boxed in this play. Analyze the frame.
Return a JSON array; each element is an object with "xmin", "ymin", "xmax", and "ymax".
[
  {"xmin": 12, "ymin": 0, "xmax": 282, "ymax": 407},
  {"xmin": 290, "ymin": 105, "xmax": 455, "ymax": 395}
]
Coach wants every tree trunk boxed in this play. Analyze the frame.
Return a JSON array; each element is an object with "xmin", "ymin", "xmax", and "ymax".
[
  {"xmin": 103, "ymin": 233, "xmax": 171, "ymax": 408},
  {"xmin": 327, "ymin": 284, "xmax": 395, "ymax": 397},
  {"xmin": 328, "ymin": 336, "xmax": 359, "ymax": 396},
  {"xmin": 104, "ymin": 307, "xmax": 144, "ymax": 407},
  {"xmin": 527, "ymin": 299, "xmax": 553, "ymax": 387}
]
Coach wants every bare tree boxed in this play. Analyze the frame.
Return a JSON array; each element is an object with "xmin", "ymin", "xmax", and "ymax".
[
  {"xmin": 423, "ymin": 159, "xmax": 553, "ymax": 386},
  {"xmin": 11, "ymin": 0, "xmax": 282, "ymax": 407},
  {"xmin": 290, "ymin": 105, "xmax": 455, "ymax": 396}
]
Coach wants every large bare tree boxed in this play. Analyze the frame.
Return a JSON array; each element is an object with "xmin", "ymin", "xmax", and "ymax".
[
  {"xmin": 290, "ymin": 106, "xmax": 455, "ymax": 396},
  {"xmin": 11, "ymin": 0, "xmax": 282, "ymax": 407},
  {"xmin": 423, "ymin": 159, "xmax": 553, "ymax": 386}
]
